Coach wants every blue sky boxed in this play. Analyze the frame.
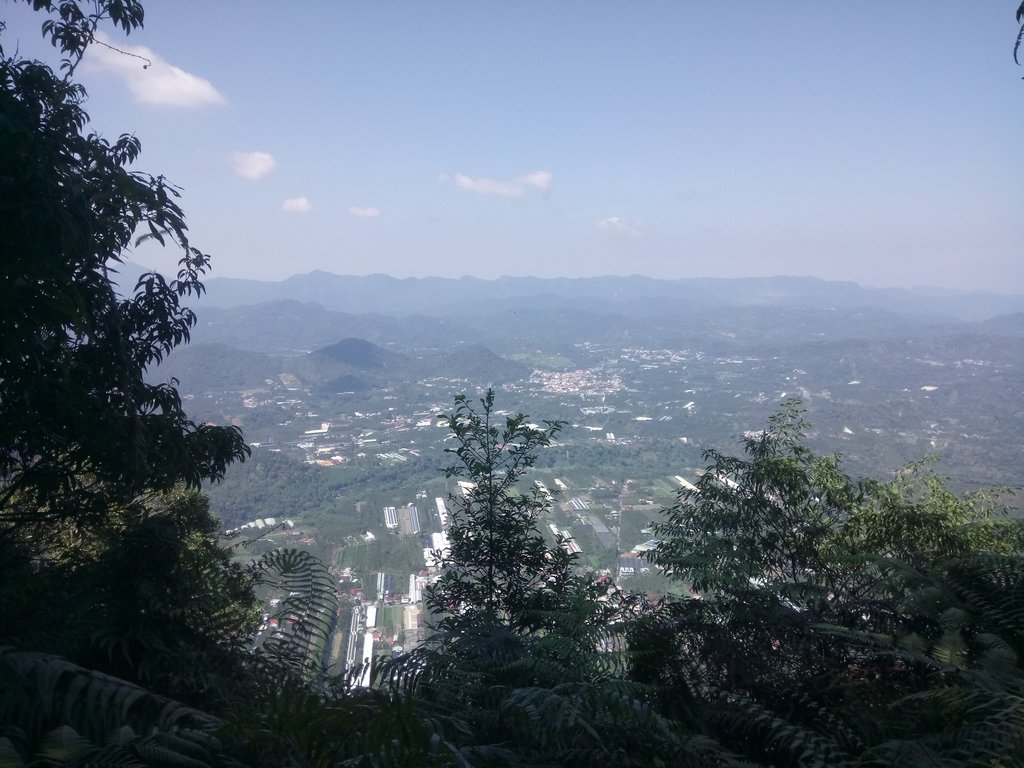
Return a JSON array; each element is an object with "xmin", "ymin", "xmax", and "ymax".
[{"xmin": 6, "ymin": 1, "xmax": 1023, "ymax": 291}]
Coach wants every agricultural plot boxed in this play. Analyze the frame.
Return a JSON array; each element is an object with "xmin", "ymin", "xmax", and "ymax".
[{"xmin": 339, "ymin": 535, "xmax": 426, "ymax": 584}]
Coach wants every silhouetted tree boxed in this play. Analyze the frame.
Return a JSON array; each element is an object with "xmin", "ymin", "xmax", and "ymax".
[{"xmin": 0, "ymin": 0, "xmax": 257, "ymax": 746}]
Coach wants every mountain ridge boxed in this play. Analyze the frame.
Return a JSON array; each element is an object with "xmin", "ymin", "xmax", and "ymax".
[{"xmin": 119, "ymin": 264, "xmax": 1024, "ymax": 323}]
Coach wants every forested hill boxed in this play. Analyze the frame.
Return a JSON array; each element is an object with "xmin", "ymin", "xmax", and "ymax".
[{"xmin": 313, "ymin": 338, "xmax": 405, "ymax": 369}]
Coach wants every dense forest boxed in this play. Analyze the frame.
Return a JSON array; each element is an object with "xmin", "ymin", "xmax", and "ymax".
[{"xmin": 2, "ymin": 3, "xmax": 1023, "ymax": 766}]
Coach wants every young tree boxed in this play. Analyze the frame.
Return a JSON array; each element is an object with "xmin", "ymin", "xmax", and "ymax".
[
  {"xmin": 384, "ymin": 390, "xmax": 704, "ymax": 767},
  {"xmin": 427, "ymin": 389, "xmax": 571, "ymax": 633}
]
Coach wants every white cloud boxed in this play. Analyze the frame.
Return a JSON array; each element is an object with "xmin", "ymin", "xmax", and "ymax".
[
  {"xmin": 232, "ymin": 151, "xmax": 276, "ymax": 180},
  {"xmin": 518, "ymin": 170, "xmax": 553, "ymax": 192},
  {"xmin": 349, "ymin": 206, "xmax": 381, "ymax": 218},
  {"xmin": 282, "ymin": 197, "xmax": 311, "ymax": 213},
  {"xmin": 597, "ymin": 216, "xmax": 646, "ymax": 238},
  {"xmin": 85, "ymin": 32, "xmax": 225, "ymax": 107},
  {"xmin": 440, "ymin": 170, "xmax": 554, "ymax": 198}
]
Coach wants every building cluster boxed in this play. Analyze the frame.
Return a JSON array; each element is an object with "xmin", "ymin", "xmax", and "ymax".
[
  {"xmin": 529, "ymin": 369, "xmax": 623, "ymax": 396},
  {"xmin": 346, "ymin": 494, "xmax": 459, "ymax": 688}
]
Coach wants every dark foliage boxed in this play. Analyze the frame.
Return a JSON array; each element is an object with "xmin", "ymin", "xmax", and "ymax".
[
  {"xmin": 641, "ymin": 401, "xmax": 1024, "ymax": 765},
  {"xmin": 1, "ymin": 0, "xmax": 254, "ymax": 730},
  {"xmin": 0, "ymin": 1, "xmax": 248, "ymax": 530}
]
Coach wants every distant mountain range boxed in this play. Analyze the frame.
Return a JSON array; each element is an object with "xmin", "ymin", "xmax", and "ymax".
[
  {"xmin": 139, "ymin": 264, "xmax": 1024, "ymax": 397},
  {"xmin": 120, "ymin": 264, "xmax": 1024, "ymax": 323}
]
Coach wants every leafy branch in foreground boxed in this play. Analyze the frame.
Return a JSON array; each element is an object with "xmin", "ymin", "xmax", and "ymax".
[{"xmin": 1015, "ymin": 1, "xmax": 1024, "ymax": 65}]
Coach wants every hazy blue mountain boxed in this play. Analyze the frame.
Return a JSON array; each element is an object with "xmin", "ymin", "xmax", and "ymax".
[
  {"xmin": 325, "ymin": 373, "xmax": 372, "ymax": 392},
  {"xmin": 313, "ymin": 338, "xmax": 403, "ymax": 369},
  {"xmin": 977, "ymin": 313, "xmax": 1024, "ymax": 336},
  {"xmin": 169, "ymin": 269, "xmax": 1024, "ymax": 322},
  {"xmin": 430, "ymin": 342, "xmax": 533, "ymax": 382},
  {"xmin": 153, "ymin": 343, "xmax": 285, "ymax": 390},
  {"xmin": 180, "ymin": 298, "xmax": 972, "ymax": 366},
  {"xmin": 189, "ymin": 300, "xmax": 479, "ymax": 353},
  {"xmin": 160, "ymin": 332, "xmax": 530, "ymax": 396},
  {"xmin": 286, "ymin": 338, "xmax": 412, "ymax": 392}
]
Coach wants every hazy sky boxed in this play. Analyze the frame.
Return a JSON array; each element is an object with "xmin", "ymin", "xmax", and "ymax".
[{"xmin": 6, "ymin": 2, "xmax": 1023, "ymax": 291}]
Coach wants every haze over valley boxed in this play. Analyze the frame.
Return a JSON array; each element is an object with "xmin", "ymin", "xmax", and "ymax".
[{"xmin": 142, "ymin": 268, "xmax": 1023, "ymax": 539}]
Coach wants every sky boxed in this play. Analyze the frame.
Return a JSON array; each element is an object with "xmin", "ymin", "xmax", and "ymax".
[{"xmin": 5, "ymin": 1, "xmax": 1023, "ymax": 291}]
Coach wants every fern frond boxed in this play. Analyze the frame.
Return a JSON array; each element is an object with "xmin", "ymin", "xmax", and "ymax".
[
  {"xmin": 0, "ymin": 648, "xmax": 222, "ymax": 768},
  {"xmin": 253, "ymin": 548, "xmax": 338, "ymax": 685}
]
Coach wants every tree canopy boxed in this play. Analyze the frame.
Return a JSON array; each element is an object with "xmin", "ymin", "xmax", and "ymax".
[
  {"xmin": 639, "ymin": 401, "xmax": 1023, "ymax": 765},
  {"xmin": 1, "ymin": 0, "xmax": 259, "ymax": 750},
  {"xmin": 1, "ymin": 0, "xmax": 247, "ymax": 531}
]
